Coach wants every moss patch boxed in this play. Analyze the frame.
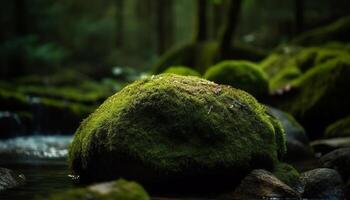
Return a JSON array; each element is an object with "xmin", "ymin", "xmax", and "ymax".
[
  {"xmin": 163, "ymin": 66, "xmax": 201, "ymax": 77},
  {"xmin": 277, "ymin": 56, "xmax": 350, "ymax": 138},
  {"xmin": 69, "ymin": 74, "xmax": 285, "ymax": 192},
  {"xmin": 324, "ymin": 116, "xmax": 350, "ymax": 138},
  {"xmin": 272, "ymin": 162, "xmax": 300, "ymax": 188},
  {"xmin": 35, "ymin": 179, "xmax": 150, "ymax": 200},
  {"xmin": 204, "ymin": 60, "xmax": 269, "ymax": 98}
]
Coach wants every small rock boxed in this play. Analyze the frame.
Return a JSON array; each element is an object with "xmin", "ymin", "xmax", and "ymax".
[
  {"xmin": 320, "ymin": 148, "xmax": 350, "ymax": 181},
  {"xmin": 231, "ymin": 169, "xmax": 300, "ymax": 200},
  {"xmin": 0, "ymin": 167, "xmax": 25, "ymax": 192},
  {"xmin": 311, "ymin": 137, "xmax": 350, "ymax": 155},
  {"xmin": 300, "ymin": 168, "xmax": 344, "ymax": 199}
]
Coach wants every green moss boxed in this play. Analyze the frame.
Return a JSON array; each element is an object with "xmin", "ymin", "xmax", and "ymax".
[
  {"xmin": 324, "ymin": 116, "xmax": 350, "ymax": 138},
  {"xmin": 277, "ymin": 55, "xmax": 350, "ymax": 138},
  {"xmin": 261, "ymin": 47, "xmax": 349, "ymax": 90},
  {"xmin": 292, "ymin": 16, "xmax": 350, "ymax": 46},
  {"xmin": 35, "ymin": 179, "xmax": 150, "ymax": 200},
  {"xmin": 69, "ymin": 74, "xmax": 285, "ymax": 190},
  {"xmin": 272, "ymin": 162, "xmax": 300, "ymax": 188},
  {"xmin": 204, "ymin": 60, "xmax": 269, "ymax": 98},
  {"xmin": 163, "ymin": 66, "xmax": 201, "ymax": 77}
]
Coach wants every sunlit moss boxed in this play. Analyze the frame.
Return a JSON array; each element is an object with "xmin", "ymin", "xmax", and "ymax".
[
  {"xmin": 204, "ymin": 60, "xmax": 269, "ymax": 98},
  {"xmin": 324, "ymin": 116, "xmax": 350, "ymax": 138},
  {"xmin": 35, "ymin": 179, "xmax": 150, "ymax": 200},
  {"xmin": 69, "ymin": 74, "xmax": 285, "ymax": 190},
  {"xmin": 163, "ymin": 66, "xmax": 201, "ymax": 77}
]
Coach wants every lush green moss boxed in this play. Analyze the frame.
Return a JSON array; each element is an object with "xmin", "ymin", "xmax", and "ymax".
[
  {"xmin": 69, "ymin": 74, "xmax": 286, "ymax": 191},
  {"xmin": 324, "ymin": 116, "xmax": 350, "ymax": 138},
  {"xmin": 261, "ymin": 47, "xmax": 349, "ymax": 90},
  {"xmin": 277, "ymin": 56, "xmax": 350, "ymax": 138},
  {"xmin": 204, "ymin": 60, "xmax": 269, "ymax": 98},
  {"xmin": 36, "ymin": 179, "xmax": 150, "ymax": 200},
  {"xmin": 272, "ymin": 162, "xmax": 300, "ymax": 188},
  {"xmin": 163, "ymin": 66, "xmax": 201, "ymax": 77},
  {"xmin": 292, "ymin": 16, "xmax": 350, "ymax": 46}
]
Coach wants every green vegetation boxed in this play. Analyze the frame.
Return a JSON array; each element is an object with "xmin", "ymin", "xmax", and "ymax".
[
  {"xmin": 277, "ymin": 56, "xmax": 350, "ymax": 138},
  {"xmin": 204, "ymin": 60, "xmax": 269, "ymax": 98},
  {"xmin": 272, "ymin": 162, "xmax": 300, "ymax": 188},
  {"xmin": 69, "ymin": 74, "xmax": 285, "ymax": 190},
  {"xmin": 36, "ymin": 179, "xmax": 150, "ymax": 200},
  {"xmin": 324, "ymin": 116, "xmax": 350, "ymax": 138},
  {"xmin": 261, "ymin": 47, "xmax": 349, "ymax": 90},
  {"xmin": 163, "ymin": 66, "xmax": 201, "ymax": 77}
]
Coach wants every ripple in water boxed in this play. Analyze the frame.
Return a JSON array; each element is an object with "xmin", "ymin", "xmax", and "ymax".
[{"xmin": 0, "ymin": 135, "xmax": 73, "ymax": 164}]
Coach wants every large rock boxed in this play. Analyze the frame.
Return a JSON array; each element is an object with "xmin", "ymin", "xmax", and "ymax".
[
  {"xmin": 320, "ymin": 148, "xmax": 350, "ymax": 181},
  {"xmin": 204, "ymin": 60, "xmax": 269, "ymax": 98},
  {"xmin": 267, "ymin": 107, "xmax": 313, "ymax": 161},
  {"xmin": 37, "ymin": 179, "xmax": 150, "ymax": 200},
  {"xmin": 231, "ymin": 169, "xmax": 300, "ymax": 200},
  {"xmin": 69, "ymin": 74, "xmax": 286, "ymax": 192},
  {"xmin": 300, "ymin": 168, "xmax": 344, "ymax": 199},
  {"xmin": 0, "ymin": 167, "xmax": 25, "ymax": 192},
  {"xmin": 276, "ymin": 56, "xmax": 350, "ymax": 138}
]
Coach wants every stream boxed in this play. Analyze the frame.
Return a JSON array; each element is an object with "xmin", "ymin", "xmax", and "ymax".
[{"xmin": 0, "ymin": 135, "xmax": 74, "ymax": 200}]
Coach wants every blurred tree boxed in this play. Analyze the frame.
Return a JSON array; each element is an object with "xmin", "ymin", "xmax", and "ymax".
[
  {"xmin": 156, "ymin": 0, "xmax": 174, "ymax": 54},
  {"xmin": 295, "ymin": 0, "xmax": 304, "ymax": 33},
  {"xmin": 115, "ymin": 0, "xmax": 124, "ymax": 47},
  {"xmin": 194, "ymin": 0, "xmax": 208, "ymax": 42}
]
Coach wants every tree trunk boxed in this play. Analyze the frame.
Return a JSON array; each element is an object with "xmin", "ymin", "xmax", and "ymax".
[
  {"xmin": 295, "ymin": 0, "xmax": 304, "ymax": 34},
  {"xmin": 219, "ymin": 0, "xmax": 242, "ymax": 57},
  {"xmin": 194, "ymin": 0, "xmax": 208, "ymax": 42},
  {"xmin": 156, "ymin": 0, "xmax": 174, "ymax": 55},
  {"xmin": 115, "ymin": 0, "xmax": 124, "ymax": 47}
]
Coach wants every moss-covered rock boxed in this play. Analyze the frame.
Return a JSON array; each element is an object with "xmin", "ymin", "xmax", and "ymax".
[
  {"xmin": 261, "ymin": 47, "xmax": 349, "ymax": 91},
  {"xmin": 69, "ymin": 74, "xmax": 286, "ymax": 192},
  {"xmin": 162, "ymin": 66, "xmax": 201, "ymax": 77},
  {"xmin": 272, "ymin": 163, "xmax": 300, "ymax": 190},
  {"xmin": 36, "ymin": 179, "xmax": 150, "ymax": 200},
  {"xmin": 204, "ymin": 60, "xmax": 269, "ymax": 98},
  {"xmin": 292, "ymin": 16, "xmax": 350, "ymax": 46},
  {"xmin": 324, "ymin": 116, "xmax": 350, "ymax": 138},
  {"xmin": 276, "ymin": 56, "xmax": 350, "ymax": 138}
]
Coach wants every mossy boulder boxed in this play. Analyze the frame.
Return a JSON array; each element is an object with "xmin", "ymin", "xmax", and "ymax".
[
  {"xmin": 276, "ymin": 56, "xmax": 350, "ymax": 138},
  {"xmin": 324, "ymin": 116, "xmax": 350, "ymax": 139},
  {"xmin": 36, "ymin": 179, "xmax": 150, "ymax": 200},
  {"xmin": 162, "ymin": 66, "xmax": 201, "ymax": 77},
  {"xmin": 261, "ymin": 47, "xmax": 349, "ymax": 91},
  {"xmin": 292, "ymin": 16, "xmax": 350, "ymax": 46},
  {"xmin": 204, "ymin": 60, "xmax": 269, "ymax": 98},
  {"xmin": 69, "ymin": 74, "xmax": 286, "ymax": 192}
]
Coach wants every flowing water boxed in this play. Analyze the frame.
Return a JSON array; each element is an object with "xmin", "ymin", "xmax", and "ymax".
[{"xmin": 0, "ymin": 135, "xmax": 75, "ymax": 200}]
